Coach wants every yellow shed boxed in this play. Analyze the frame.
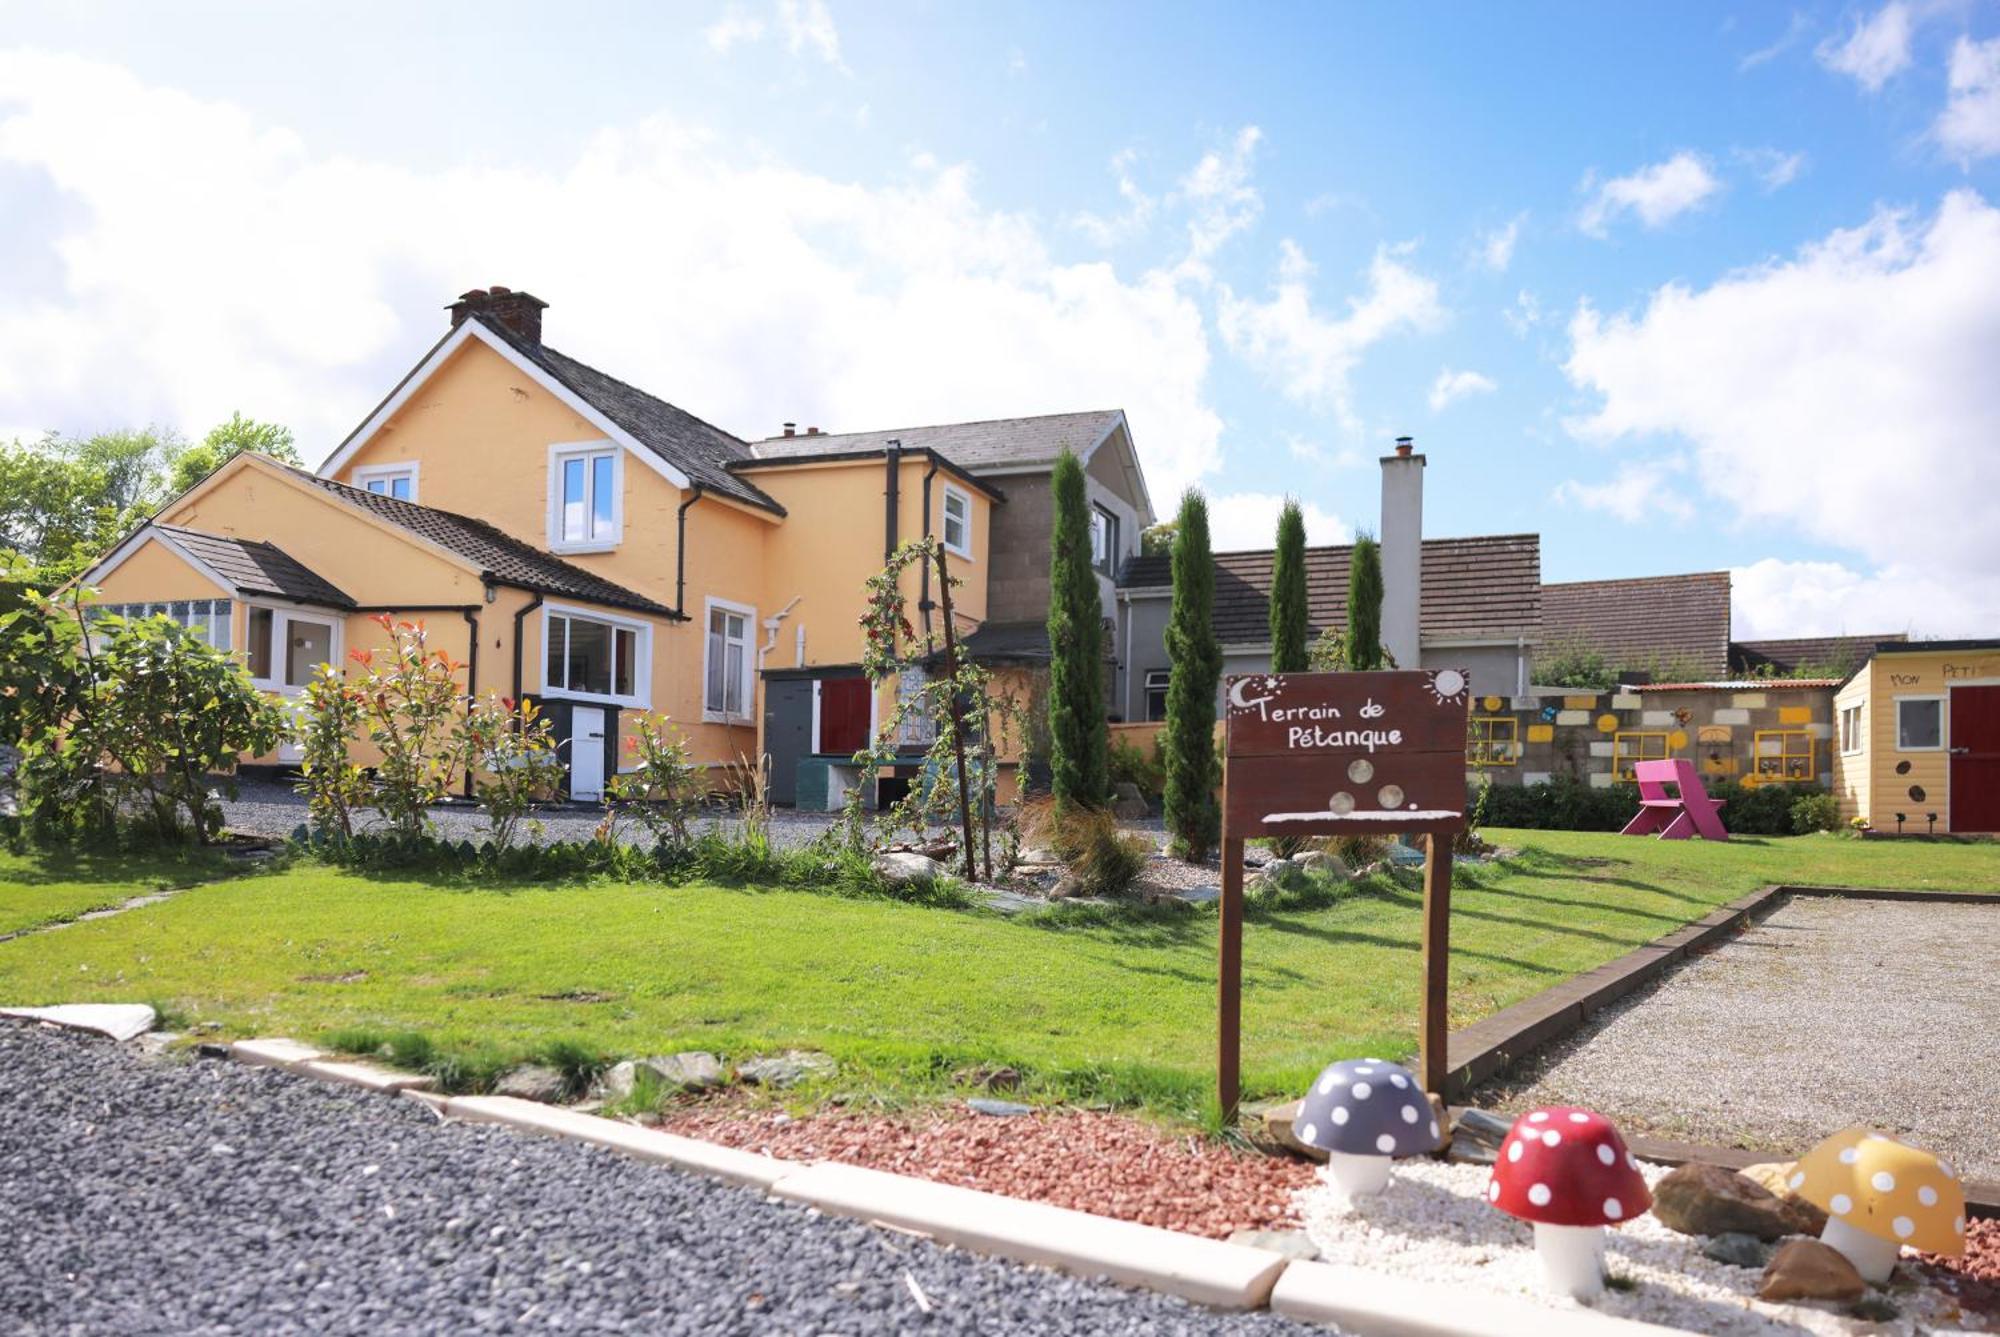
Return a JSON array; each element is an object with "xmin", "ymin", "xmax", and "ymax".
[{"xmin": 1830, "ymin": 640, "xmax": 2000, "ymax": 835}]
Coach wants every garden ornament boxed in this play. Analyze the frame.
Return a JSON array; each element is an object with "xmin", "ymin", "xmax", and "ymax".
[
  {"xmin": 1789, "ymin": 1127, "xmax": 1965, "ymax": 1282},
  {"xmin": 1292, "ymin": 1058, "xmax": 1442, "ymax": 1201},
  {"xmin": 1487, "ymin": 1106, "xmax": 1651, "ymax": 1299}
]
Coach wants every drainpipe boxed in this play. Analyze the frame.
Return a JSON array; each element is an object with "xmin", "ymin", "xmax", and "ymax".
[
  {"xmin": 460, "ymin": 603, "xmax": 482, "ymax": 797},
  {"xmin": 883, "ymin": 440, "xmax": 903, "ymax": 563},
  {"xmin": 511, "ymin": 593, "xmax": 545, "ymax": 706},
  {"xmin": 673, "ymin": 486, "xmax": 705, "ymax": 620},
  {"xmin": 916, "ymin": 454, "xmax": 940, "ymax": 642}
]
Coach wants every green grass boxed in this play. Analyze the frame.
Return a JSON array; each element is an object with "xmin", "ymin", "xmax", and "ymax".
[
  {"xmin": 0, "ymin": 846, "xmax": 235, "ymax": 937},
  {"xmin": 0, "ymin": 829, "xmax": 1990, "ymax": 1121}
]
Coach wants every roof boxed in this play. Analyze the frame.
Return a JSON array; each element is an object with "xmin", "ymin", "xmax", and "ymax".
[
  {"xmin": 1729, "ymin": 634, "xmax": 1901, "ymax": 676},
  {"xmin": 728, "ymin": 445, "xmax": 1006, "ymax": 501},
  {"xmin": 1118, "ymin": 534, "xmax": 1541, "ymax": 646},
  {"xmin": 153, "ymin": 525, "xmax": 355, "ymax": 609},
  {"xmin": 286, "ymin": 467, "xmax": 674, "ymax": 616},
  {"xmin": 747, "ymin": 410, "xmax": 1124, "ymax": 473},
  {"xmin": 944, "ymin": 619, "xmax": 1054, "ymax": 665},
  {"xmin": 1873, "ymin": 638, "xmax": 2000, "ymax": 655},
  {"xmin": 1542, "ymin": 572, "xmax": 1732, "ymax": 680},
  {"xmin": 1632, "ymin": 679, "xmax": 1843, "ymax": 692}
]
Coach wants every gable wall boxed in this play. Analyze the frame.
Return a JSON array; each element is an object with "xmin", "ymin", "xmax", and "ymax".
[{"xmin": 93, "ymin": 537, "xmax": 230, "ymax": 604}]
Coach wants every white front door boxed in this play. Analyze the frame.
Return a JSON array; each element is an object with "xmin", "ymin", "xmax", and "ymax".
[{"xmin": 570, "ymin": 706, "xmax": 607, "ymax": 801}]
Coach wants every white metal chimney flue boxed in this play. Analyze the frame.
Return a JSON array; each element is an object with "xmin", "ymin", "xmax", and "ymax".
[{"xmin": 1379, "ymin": 436, "xmax": 1424, "ymax": 670}]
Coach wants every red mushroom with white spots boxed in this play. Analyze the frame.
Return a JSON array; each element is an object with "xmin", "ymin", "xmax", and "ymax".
[{"xmin": 1487, "ymin": 1106, "xmax": 1652, "ymax": 1299}]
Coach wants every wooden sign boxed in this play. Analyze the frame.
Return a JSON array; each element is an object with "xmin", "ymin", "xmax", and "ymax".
[{"xmin": 1215, "ymin": 668, "xmax": 1471, "ymax": 1123}]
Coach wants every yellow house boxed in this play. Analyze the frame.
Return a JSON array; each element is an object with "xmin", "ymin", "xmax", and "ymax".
[
  {"xmin": 1830, "ymin": 640, "xmax": 2000, "ymax": 835},
  {"xmin": 77, "ymin": 286, "xmax": 1155, "ymax": 802}
]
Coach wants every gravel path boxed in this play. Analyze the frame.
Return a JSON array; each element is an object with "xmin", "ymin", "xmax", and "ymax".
[
  {"xmin": 1483, "ymin": 896, "xmax": 2000, "ymax": 1183},
  {"xmin": 0, "ymin": 1023, "xmax": 1325, "ymax": 1336}
]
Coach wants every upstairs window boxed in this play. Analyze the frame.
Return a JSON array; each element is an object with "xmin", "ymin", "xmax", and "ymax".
[
  {"xmin": 704, "ymin": 599, "xmax": 753, "ymax": 721},
  {"xmin": 355, "ymin": 463, "xmax": 418, "ymax": 502},
  {"xmin": 1091, "ymin": 505, "xmax": 1119, "ymax": 575},
  {"xmin": 941, "ymin": 484, "xmax": 972, "ymax": 558},
  {"xmin": 544, "ymin": 607, "xmax": 643, "ymax": 704},
  {"xmin": 550, "ymin": 444, "xmax": 621, "ymax": 550}
]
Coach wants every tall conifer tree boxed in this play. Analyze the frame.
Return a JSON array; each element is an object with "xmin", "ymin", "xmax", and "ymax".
[
  {"xmin": 1163, "ymin": 489, "xmax": 1221, "ymax": 860},
  {"xmin": 1269, "ymin": 499, "xmax": 1309, "ymax": 674},
  {"xmin": 1346, "ymin": 533, "xmax": 1385, "ymax": 671},
  {"xmin": 1046, "ymin": 448, "xmax": 1107, "ymax": 809}
]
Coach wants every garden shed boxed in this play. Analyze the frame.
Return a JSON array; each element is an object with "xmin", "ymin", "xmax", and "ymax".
[{"xmin": 1830, "ymin": 639, "xmax": 2000, "ymax": 834}]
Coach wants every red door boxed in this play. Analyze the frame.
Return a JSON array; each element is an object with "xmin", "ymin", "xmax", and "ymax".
[
  {"xmin": 1951, "ymin": 685, "xmax": 2000, "ymax": 833},
  {"xmin": 818, "ymin": 677, "xmax": 871, "ymax": 756}
]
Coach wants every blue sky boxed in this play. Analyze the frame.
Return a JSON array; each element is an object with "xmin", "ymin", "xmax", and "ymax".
[{"xmin": 4, "ymin": 1, "xmax": 1999, "ymax": 636}]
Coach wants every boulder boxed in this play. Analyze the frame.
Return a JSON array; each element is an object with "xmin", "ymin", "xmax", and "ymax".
[
  {"xmin": 1702, "ymin": 1232, "xmax": 1774, "ymax": 1269},
  {"xmin": 1256, "ymin": 858, "xmax": 1294, "ymax": 884},
  {"xmin": 874, "ymin": 851, "xmax": 946, "ymax": 885},
  {"xmin": 1111, "ymin": 781, "xmax": 1144, "ymax": 802},
  {"xmin": 1111, "ymin": 797, "xmax": 1150, "ymax": 821},
  {"xmin": 1014, "ymin": 847, "xmax": 1060, "ymax": 868},
  {"xmin": 1291, "ymin": 850, "xmax": 1350, "ymax": 879},
  {"xmin": 653, "ymin": 1051, "xmax": 726, "ymax": 1090},
  {"xmin": 738, "ymin": 1050, "xmax": 838, "ymax": 1088},
  {"xmin": 493, "ymin": 1064, "xmax": 567, "ymax": 1103},
  {"xmin": 1739, "ymin": 1160, "xmax": 1829, "ymax": 1235},
  {"xmin": 1758, "ymin": 1238, "xmax": 1865, "ymax": 1303},
  {"xmin": 1652, "ymin": 1162, "xmax": 1801, "ymax": 1240},
  {"xmin": 1255, "ymin": 1098, "xmax": 1328, "ymax": 1163}
]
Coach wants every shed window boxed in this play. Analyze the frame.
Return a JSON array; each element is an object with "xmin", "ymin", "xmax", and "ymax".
[
  {"xmin": 1612, "ymin": 730, "xmax": 1670, "ymax": 781},
  {"xmin": 1896, "ymin": 697, "xmax": 1943, "ymax": 750},
  {"xmin": 546, "ymin": 610, "xmax": 641, "ymax": 703},
  {"xmin": 1144, "ymin": 669, "xmax": 1170, "ymax": 722},
  {"xmin": 941, "ymin": 485, "xmax": 972, "ymax": 558},
  {"xmin": 1753, "ymin": 729, "xmax": 1815, "ymax": 783},
  {"xmin": 1469, "ymin": 716, "xmax": 1517, "ymax": 767},
  {"xmin": 1839, "ymin": 704, "xmax": 1864, "ymax": 754}
]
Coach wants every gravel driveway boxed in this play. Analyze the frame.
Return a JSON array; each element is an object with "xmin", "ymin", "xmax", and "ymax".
[
  {"xmin": 0, "ymin": 1024, "xmax": 1324, "ymax": 1335},
  {"xmin": 1483, "ymin": 894, "xmax": 2000, "ymax": 1183}
]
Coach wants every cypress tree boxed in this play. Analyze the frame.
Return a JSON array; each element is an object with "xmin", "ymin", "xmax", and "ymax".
[
  {"xmin": 1346, "ymin": 532, "xmax": 1385, "ymax": 671},
  {"xmin": 1163, "ymin": 489, "xmax": 1221, "ymax": 861},
  {"xmin": 1268, "ymin": 498, "xmax": 1309, "ymax": 674},
  {"xmin": 1046, "ymin": 448, "xmax": 1107, "ymax": 810}
]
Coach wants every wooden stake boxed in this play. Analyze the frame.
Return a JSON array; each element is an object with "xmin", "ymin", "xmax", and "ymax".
[
  {"xmin": 1418, "ymin": 832, "xmax": 1453, "ymax": 1096},
  {"xmin": 1217, "ymin": 830, "xmax": 1245, "ymax": 1124},
  {"xmin": 934, "ymin": 546, "xmax": 978, "ymax": 882}
]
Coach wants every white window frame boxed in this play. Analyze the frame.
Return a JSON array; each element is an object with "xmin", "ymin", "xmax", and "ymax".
[
  {"xmin": 245, "ymin": 601, "xmax": 343, "ymax": 697},
  {"xmin": 95, "ymin": 599, "xmax": 234, "ymax": 653},
  {"xmin": 1144, "ymin": 669, "xmax": 1170, "ymax": 722},
  {"xmin": 540, "ymin": 603, "xmax": 651, "ymax": 709},
  {"xmin": 1839, "ymin": 702, "xmax": 1865, "ymax": 755},
  {"xmin": 702, "ymin": 596, "xmax": 756, "ymax": 724},
  {"xmin": 353, "ymin": 461, "xmax": 420, "ymax": 502},
  {"xmin": 547, "ymin": 441, "xmax": 623, "ymax": 554},
  {"xmin": 1090, "ymin": 504, "xmax": 1119, "ymax": 575},
  {"xmin": 1894, "ymin": 694, "xmax": 1945, "ymax": 752},
  {"xmin": 941, "ymin": 483, "xmax": 973, "ymax": 559}
]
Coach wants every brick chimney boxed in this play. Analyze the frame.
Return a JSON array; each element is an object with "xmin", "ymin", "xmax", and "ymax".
[
  {"xmin": 1379, "ymin": 436, "xmax": 1424, "ymax": 670},
  {"xmin": 447, "ymin": 286, "xmax": 548, "ymax": 346}
]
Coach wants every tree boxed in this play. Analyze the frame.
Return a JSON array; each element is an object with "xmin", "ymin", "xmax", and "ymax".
[
  {"xmin": 1163, "ymin": 489, "xmax": 1221, "ymax": 861},
  {"xmin": 1140, "ymin": 520, "xmax": 1179, "ymax": 556},
  {"xmin": 1046, "ymin": 448, "xmax": 1107, "ymax": 811},
  {"xmin": 1269, "ymin": 498, "xmax": 1309, "ymax": 673},
  {"xmin": 0, "ymin": 429, "xmax": 177, "ymax": 586},
  {"xmin": 1345, "ymin": 532, "xmax": 1385, "ymax": 671},
  {"xmin": 169, "ymin": 413, "xmax": 301, "ymax": 494}
]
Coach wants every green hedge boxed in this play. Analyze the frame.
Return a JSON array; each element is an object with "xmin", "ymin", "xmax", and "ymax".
[{"xmin": 1472, "ymin": 775, "xmax": 1822, "ymax": 836}]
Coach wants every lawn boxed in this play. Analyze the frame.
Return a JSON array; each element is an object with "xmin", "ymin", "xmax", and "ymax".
[
  {"xmin": 0, "ymin": 847, "xmax": 233, "ymax": 937},
  {"xmin": 0, "ymin": 830, "xmax": 1991, "ymax": 1119}
]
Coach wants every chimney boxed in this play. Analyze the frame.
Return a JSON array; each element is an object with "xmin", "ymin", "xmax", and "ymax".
[
  {"xmin": 446, "ymin": 285, "xmax": 548, "ymax": 346},
  {"xmin": 1379, "ymin": 435, "xmax": 1425, "ymax": 671},
  {"xmin": 782, "ymin": 422, "xmax": 797, "ymax": 437},
  {"xmin": 806, "ymin": 426, "xmax": 821, "ymax": 436}
]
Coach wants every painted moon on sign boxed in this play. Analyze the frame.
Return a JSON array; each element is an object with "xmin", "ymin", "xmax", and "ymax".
[
  {"xmin": 1328, "ymin": 791, "xmax": 1355, "ymax": 816},
  {"xmin": 1377, "ymin": 784, "xmax": 1405, "ymax": 809},
  {"xmin": 1348, "ymin": 758, "xmax": 1374, "ymax": 783},
  {"xmin": 1227, "ymin": 678, "xmax": 1265, "ymax": 710}
]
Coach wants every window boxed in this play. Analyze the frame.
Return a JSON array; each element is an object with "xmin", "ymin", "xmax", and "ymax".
[
  {"xmin": 1753, "ymin": 729, "xmax": 1816, "ymax": 783},
  {"xmin": 1091, "ymin": 505, "xmax": 1119, "ymax": 576},
  {"xmin": 244, "ymin": 605, "xmax": 338, "ymax": 692},
  {"xmin": 95, "ymin": 599, "xmax": 232, "ymax": 652},
  {"xmin": 1896, "ymin": 697, "xmax": 1943, "ymax": 750},
  {"xmin": 1468, "ymin": 716, "xmax": 1518, "ymax": 767},
  {"xmin": 703, "ymin": 599, "xmax": 753, "ymax": 720},
  {"xmin": 1145, "ymin": 669, "xmax": 1170, "ymax": 722},
  {"xmin": 355, "ymin": 463, "xmax": 418, "ymax": 502},
  {"xmin": 549, "ymin": 444, "xmax": 621, "ymax": 550},
  {"xmin": 1839, "ymin": 703, "xmax": 1865, "ymax": 754},
  {"xmin": 896, "ymin": 668, "xmax": 936, "ymax": 746},
  {"xmin": 941, "ymin": 484, "xmax": 972, "ymax": 558},
  {"xmin": 544, "ymin": 607, "xmax": 644, "ymax": 705},
  {"xmin": 1612, "ymin": 730, "xmax": 1670, "ymax": 781}
]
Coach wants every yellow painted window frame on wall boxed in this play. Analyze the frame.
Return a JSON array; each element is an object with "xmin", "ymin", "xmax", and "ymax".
[
  {"xmin": 1612, "ymin": 730, "xmax": 1671, "ymax": 781},
  {"xmin": 1468, "ymin": 715, "xmax": 1517, "ymax": 766},
  {"xmin": 1751, "ymin": 728, "xmax": 1816, "ymax": 784}
]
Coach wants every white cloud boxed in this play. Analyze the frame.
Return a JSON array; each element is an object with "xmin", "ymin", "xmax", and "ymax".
[
  {"xmin": 1816, "ymin": 2, "xmax": 1914, "ymax": 91},
  {"xmin": 1206, "ymin": 492, "xmax": 1353, "ymax": 553},
  {"xmin": 1937, "ymin": 35, "xmax": 2000, "ymax": 163},
  {"xmin": 1737, "ymin": 146, "xmax": 1807, "ymax": 191},
  {"xmin": 1564, "ymin": 188, "xmax": 2000, "ymax": 637},
  {"xmin": 1476, "ymin": 214, "xmax": 1524, "ymax": 272},
  {"xmin": 777, "ymin": 0, "xmax": 843, "ymax": 67},
  {"xmin": 1739, "ymin": 12, "xmax": 1810, "ymax": 72},
  {"xmin": 1729, "ymin": 557, "xmax": 1986, "ymax": 639},
  {"xmin": 1427, "ymin": 368, "xmax": 1497, "ymax": 412},
  {"xmin": 703, "ymin": 4, "xmax": 766, "ymax": 51},
  {"xmin": 1072, "ymin": 148, "xmax": 1155, "ymax": 247},
  {"xmin": 1173, "ymin": 126, "xmax": 1262, "ymax": 280},
  {"xmin": 0, "ymin": 49, "xmax": 1225, "ymax": 501},
  {"xmin": 1579, "ymin": 152, "xmax": 1722, "ymax": 236},
  {"xmin": 1217, "ymin": 239, "xmax": 1444, "ymax": 424},
  {"xmin": 1551, "ymin": 458, "xmax": 1696, "ymax": 524},
  {"xmin": 1503, "ymin": 289, "xmax": 1544, "ymax": 336},
  {"xmin": 1283, "ymin": 433, "xmax": 1363, "ymax": 470}
]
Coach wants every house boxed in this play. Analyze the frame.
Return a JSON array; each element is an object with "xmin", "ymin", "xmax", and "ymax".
[
  {"xmin": 1831, "ymin": 640, "xmax": 2000, "ymax": 835},
  {"xmin": 76, "ymin": 286, "xmax": 1155, "ymax": 804},
  {"xmin": 1542, "ymin": 573, "xmax": 1733, "ymax": 682}
]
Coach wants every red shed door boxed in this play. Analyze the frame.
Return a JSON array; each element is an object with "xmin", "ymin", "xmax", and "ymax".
[
  {"xmin": 817, "ymin": 676, "xmax": 871, "ymax": 756},
  {"xmin": 1951, "ymin": 685, "xmax": 2000, "ymax": 833}
]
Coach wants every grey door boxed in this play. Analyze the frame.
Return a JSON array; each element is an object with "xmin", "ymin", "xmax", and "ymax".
[{"xmin": 764, "ymin": 678, "xmax": 814, "ymax": 807}]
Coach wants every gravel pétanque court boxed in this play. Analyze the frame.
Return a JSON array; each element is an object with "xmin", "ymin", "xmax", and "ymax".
[
  {"xmin": 0, "ymin": 1026, "xmax": 1326, "ymax": 1336},
  {"xmin": 1484, "ymin": 895, "xmax": 2000, "ymax": 1184}
]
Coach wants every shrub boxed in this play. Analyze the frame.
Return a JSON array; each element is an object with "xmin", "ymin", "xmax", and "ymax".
[
  {"xmin": 1107, "ymin": 734, "xmax": 1165, "ymax": 802},
  {"xmin": 1017, "ymin": 797, "xmax": 1149, "ymax": 898},
  {"xmin": 459, "ymin": 692, "xmax": 566, "ymax": 848},
  {"xmin": 1473, "ymin": 777, "xmax": 1640, "ymax": 831},
  {"xmin": 1709, "ymin": 781, "xmax": 1800, "ymax": 836},
  {"xmin": 296, "ymin": 663, "xmax": 370, "ymax": 841},
  {"xmin": 347, "ymin": 616, "xmax": 468, "ymax": 841},
  {"xmin": 605, "ymin": 712, "xmax": 707, "ymax": 849},
  {"xmin": 1790, "ymin": 791, "xmax": 1842, "ymax": 835}
]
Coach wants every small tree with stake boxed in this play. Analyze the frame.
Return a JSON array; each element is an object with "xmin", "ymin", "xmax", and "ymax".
[
  {"xmin": 1046, "ymin": 447, "xmax": 1108, "ymax": 814},
  {"xmin": 1163, "ymin": 489, "xmax": 1221, "ymax": 861},
  {"xmin": 1346, "ymin": 532, "xmax": 1387, "ymax": 671}
]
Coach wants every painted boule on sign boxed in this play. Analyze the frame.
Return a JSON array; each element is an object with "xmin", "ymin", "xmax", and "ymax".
[{"xmin": 1223, "ymin": 668, "xmax": 1470, "ymax": 837}]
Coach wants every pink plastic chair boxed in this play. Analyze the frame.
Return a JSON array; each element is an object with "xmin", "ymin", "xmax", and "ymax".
[{"xmin": 1620, "ymin": 758, "xmax": 1729, "ymax": 841}]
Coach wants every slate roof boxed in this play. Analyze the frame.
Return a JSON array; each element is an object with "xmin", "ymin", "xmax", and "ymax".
[
  {"xmin": 286, "ymin": 467, "xmax": 673, "ymax": 616},
  {"xmin": 1542, "ymin": 572, "xmax": 1732, "ymax": 680},
  {"xmin": 746, "ymin": 410, "xmax": 1124, "ymax": 472},
  {"xmin": 1119, "ymin": 534, "xmax": 1542, "ymax": 646},
  {"xmin": 1729, "ymin": 634, "xmax": 1903, "ymax": 676},
  {"xmin": 946, "ymin": 619, "xmax": 1055, "ymax": 665},
  {"xmin": 153, "ymin": 525, "xmax": 355, "ymax": 609}
]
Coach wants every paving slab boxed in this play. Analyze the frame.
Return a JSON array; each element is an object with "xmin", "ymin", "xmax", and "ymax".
[
  {"xmin": 294, "ymin": 1058, "xmax": 436, "ymax": 1093},
  {"xmin": 229, "ymin": 1037, "xmax": 326, "ymax": 1069},
  {"xmin": 1271, "ymin": 1258, "xmax": 1682, "ymax": 1337},
  {"xmin": 1, "ymin": 1003, "xmax": 156, "ymax": 1042},
  {"xmin": 443, "ymin": 1095, "xmax": 788, "ymax": 1190}
]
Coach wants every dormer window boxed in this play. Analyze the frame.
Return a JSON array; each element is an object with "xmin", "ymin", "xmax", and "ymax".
[
  {"xmin": 355, "ymin": 463, "xmax": 419, "ymax": 502},
  {"xmin": 941, "ymin": 484, "xmax": 972, "ymax": 558},
  {"xmin": 549, "ymin": 442, "xmax": 621, "ymax": 552}
]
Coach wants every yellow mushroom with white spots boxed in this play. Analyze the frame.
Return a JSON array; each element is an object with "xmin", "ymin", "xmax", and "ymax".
[{"xmin": 1789, "ymin": 1126, "xmax": 1966, "ymax": 1282}]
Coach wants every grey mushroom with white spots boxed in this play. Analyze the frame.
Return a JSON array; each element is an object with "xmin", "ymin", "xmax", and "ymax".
[{"xmin": 1292, "ymin": 1058, "xmax": 1442, "ymax": 1201}]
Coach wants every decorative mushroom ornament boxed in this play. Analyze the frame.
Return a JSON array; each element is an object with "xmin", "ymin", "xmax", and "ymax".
[
  {"xmin": 1789, "ymin": 1127, "xmax": 1966, "ymax": 1283},
  {"xmin": 1487, "ymin": 1107, "xmax": 1652, "ymax": 1299},
  {"xmin": 1292, "ymin": 1058, "xmax": 1442, "ymax": 1201}
]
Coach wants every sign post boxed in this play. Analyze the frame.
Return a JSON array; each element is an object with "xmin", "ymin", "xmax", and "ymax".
[{"xmin": 1217, "ymin": 668, "xmax": 1470, "ymax": 1121}]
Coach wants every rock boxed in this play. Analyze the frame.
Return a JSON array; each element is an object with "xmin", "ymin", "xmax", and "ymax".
[
  {"xmin": 979, "ymin": 889, "xmax": 1041, "ymax": 915},
  {"xmin": 872, "ymin": 851, "xmax": 946, "ymax": 886},
  {"xmin": 1256, "ymin": 858, "xmax": 1293, "ymax": 884},
  {"xmin": 952, "ymin": 1064, "xmax": 1021, "ymax": 1092},
  {"xmin": 652, "ymin": 1051, "xmax": 726, "ymax": 1090},
  {"xmin": 1759, "ymin": 1238, "xmax": 1865, "ymax": 1303},
  {"xmin": 1176, "ymin": 885, "xmax": 1220, "ymax": 904},
  {"xmin": 1702, "ymin": 1232, "xmax": 1775, "ymax": 1269},
  {"xmin": 1452, "ymin": 1108, "xmax": 1513, "ymax": 1149},
  {"xmin": 737, "ymin": 1050, "xmax": 837, "ymax": 1088},
  {"xmin": 1448, "ymin": 1132, "xmax": 1498, "ymax": 1165},
  {"xmin": 1111, "ymin": 797, "xmax": 1150, "ymax": 821},
  {"xmin": 1652, "ymin": 1162, "xmax": 1801, "ymax": 1241},
  {"xmin": 1228, "ymin": 1229, "xmax": 1320, "ymax": 1261},
  {"xmin": 134, "ymin": 1032, "xmax": 183, "ymax": 1060},
  {"xmin": 493, "ymin": 1064, "xmax": 566, "ymax": 1103},
  {"xmin": 1258, "ymin": 1098, "xmax": 1328, "ymax": 1163},
  {"xmin": 1111, "ymin": 781, "xmax": 1144, "ymax": 802},
  {"xmin": 966, "ymin": 1098, "xmax": 1033, "ymax": 1117},
  {"xmin": 1737, "ymin": 1161, "xmax": 1795, "ymax": 1196},
  {"xmin": 1738, "ymin": 1160, "xmax": 1829, "ymax": 1235},
  {"xmin": 1291, "ymin": 851, "xmax": 1350, "ymax": 879},
  {"xmin": 1014, "ymin": 847, "xmax": 1059, "ymax": 867}
]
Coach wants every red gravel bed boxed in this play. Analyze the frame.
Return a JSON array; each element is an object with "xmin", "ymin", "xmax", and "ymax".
[
  {"xmin": 661, "ymin": 1105, "xmax": 1315, "ymax": 1238},
  {"xmin": 1925, "ymin": 1216, "xmax": 2000, "ymax": 1286}
]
